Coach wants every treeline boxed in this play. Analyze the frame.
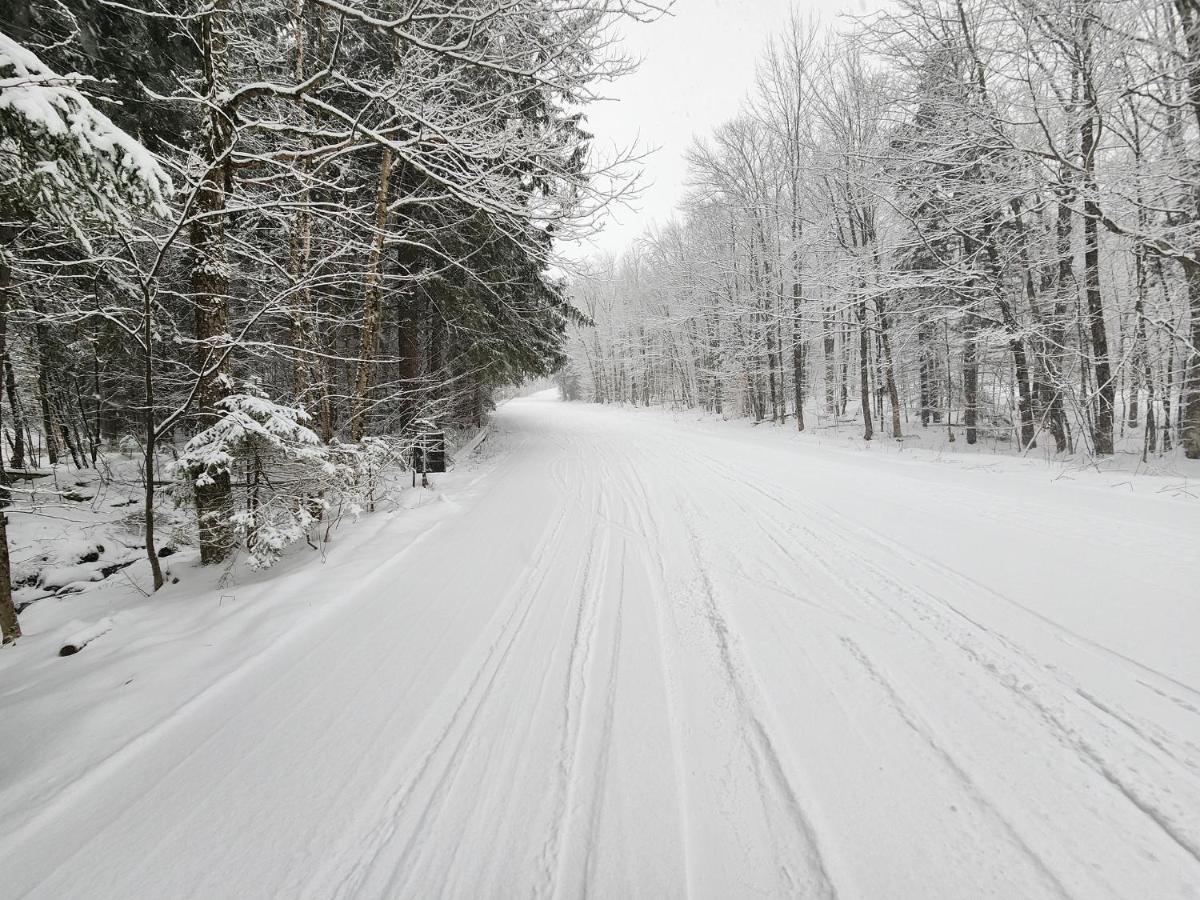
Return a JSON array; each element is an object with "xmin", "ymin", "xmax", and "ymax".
[
  {"xmin": 564, "ymin": 0, "xmax": 1200, "ymax": 463},
  {"xmin": 0, "ymin": 0, "xmax": 658, "ymax": 642}
]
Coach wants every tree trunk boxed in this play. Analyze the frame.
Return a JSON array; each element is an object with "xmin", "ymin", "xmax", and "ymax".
[
  {"xmin": 0, "ymin": 230, "xmax": 22, "ymax": 643},
  {"xmin": 142, "ymin": 279, "xmax": 165, "ymax": 592},
  {"xmin": 397, "ymin": 293, "xmax": 422, "ymax": 428},
  {"xmin": 1010, "ymin": 338, "xmax": 1037, "ymax": 451},
  {"xmin": 1080, "ymin": 38, "xmax": 1115, "ymax": 454},
  {"xmin": 963, "ymin": 314, "xmax": 979, "ymax": 445},
  {"xmin": 1173, "ymin": 0, "xmax": 1200, "ymax": 456},
  {"xmin": 1128, "ymin": 243, "xmax": 1148, "ymax": 430},
  {"xmin": 944, "ymin": 320, "xmax": 956, "ymax": 442},
  {"xmin": 875, "ymin": 296, "xmax": 902, "ymax": 439},
  {"xmin": 918, "ymin": 317, "xmax": 940, "ymax": 426},
  {"xmin": 1047, "ymin": 192, "xmax": 1074, "ymax": 453},
  {"xmin": 33, "ymin": 298, "xmax": 58, "ymax": 466},
  {"xmin": 857, "ymin": 299, "xmax": 873, "ymax": 441},
  {"xmin": 840, "ymin": 315, "xmax": 850, "ymax": 416},
  {"xmin": 1164, "ymin": 343, "xmax": 1176, "ymax": 451},
  {"xmin": 1181, "ymin": 260, "xmax": 1200, "ymax": 457},
  {"xmin": 191, "ymin": 0, "xmax": 236, "ymax": 565},
  {"xmin": 349, "ymin": 147, "xmax": 395, "ymax": 442},
  {"xmin": 286, "ymin": 0, "xmax": 332, "ymax": 441},
  {"xmin": 5, "ymin": 359, "xmax": 25, "ymax": 470},
  {"xmin": 824, "ymin": 305, "xmax": 838, "ymax": 415},
  {"xmin": 790, "ymin": 182, "xmax": 806, "ymax": 430}
]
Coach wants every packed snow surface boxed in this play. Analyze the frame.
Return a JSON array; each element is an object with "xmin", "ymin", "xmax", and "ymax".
[{"xmin": 2, "ymin": 392, "xmax": 1199, "ymax": 898}]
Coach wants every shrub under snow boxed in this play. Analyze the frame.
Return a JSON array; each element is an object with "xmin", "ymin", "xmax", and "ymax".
[{"xmin": 175, "ymin": 391, "xmax": 415, "ymax": 569}]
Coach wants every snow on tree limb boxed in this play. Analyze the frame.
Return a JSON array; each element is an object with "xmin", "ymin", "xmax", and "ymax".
[{"xmin": 0, "ymin": 29, "xmax": 173, "ymax": 232}]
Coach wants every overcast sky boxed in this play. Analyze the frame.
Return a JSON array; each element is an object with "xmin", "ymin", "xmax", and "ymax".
[{"xmin": 563, "ymin": 0, "xmax": 879, "ymax": 262}]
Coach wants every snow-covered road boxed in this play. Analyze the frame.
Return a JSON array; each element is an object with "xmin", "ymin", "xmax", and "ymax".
[{"xmin": 5, "ymin": 393, "xmax": 1200, "ymax": 898}]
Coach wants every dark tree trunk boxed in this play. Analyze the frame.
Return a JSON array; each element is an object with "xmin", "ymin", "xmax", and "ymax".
[
  {"xmin": 1173, "ymin": 0, "xmax": 1200, "ymax": 456},
  {"xmin": 191, "ymin": 0, "xmax": 236, "ymax": 564},
  {"xmin": 1046, "ymin": 194, "xmax": 1075, "ymax": 454},
  {"xmin": 857, "ymin": 300, "xmax": 873, "ymax": 441},
  {"xmin": 918, "ymin": 318, "xmax": 939, "ymax": 426},
  {"xmin": 33, "ymin": 299, "xmax": 58, "ymax": 466},
  {"xmin": 142, "ymin": 279, "xmax": 165, "ymax": 592},
  {"xmin": 1080, "ymin": 48, "xmax": 1115, "ymax": 454},
  {"xmin": 5, "ymin": 359, "xmax": 25, "ymax": 470},
  {"xmin": 875, "ymin": 296, "xmax": 902, "ymax": 439},
  {"xmin": 824, "ymin": 305, "xmax": 837, "ymax": 415},
  {"xmin": 398, "ymin": 294, "xmax": 422, "ymax": 429},
  {"xmin": 963, "ymin": 314, "xmax": 979, "ymax": 445},
  {"xmin": 349, "ymin": 147, "xmax": 394, "ymax": 442},
  {"xmin": 0, "ymin": 230, "xmax": 22, "ymax": 643},
  {"xmin": 1181, "ymin": 261, "xmax": 1200, "ymax": 457},
  {"xmin": 1010, "ymin": 338, "xmax": 1037, "ymax": 451}
]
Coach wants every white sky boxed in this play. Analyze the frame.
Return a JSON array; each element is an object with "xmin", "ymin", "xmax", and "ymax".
[{"xmin": 563, "ymin": 0, "xmax": 879, "ymax": 262}]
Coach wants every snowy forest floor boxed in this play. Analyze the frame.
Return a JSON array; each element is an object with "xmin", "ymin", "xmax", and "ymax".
[{"xmin": 1, "ymin": 390, "xmax": 1199, "ymax": 898}]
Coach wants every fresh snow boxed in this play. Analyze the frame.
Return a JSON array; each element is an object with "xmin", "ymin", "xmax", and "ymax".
[
  {"xmin": 0, "ymin": 29, "xmax": 172, "ymax": 224},
  {"xmin": 2, "ymin": 391, "xmax": 1199, "ymax": 898}
]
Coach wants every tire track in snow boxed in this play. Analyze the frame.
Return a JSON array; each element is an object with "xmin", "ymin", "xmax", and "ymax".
[
  {"xmin": 612, "ymin": 454, "xmax": 696, "ymax": 898},
  {"xmin": 698, "ymin": 449, "xmax": 1200, "ymax": 747},
  {"xmin": 806, "ymin": 481, "xmax": 1200, "ymax": 707},
  {"xmin": 535, "ymin": 452, "xmax": 613, "ymax": 898},
  {"xmin": 706, "ymin": 455, "xmax": 1200, "ymax": 874},
  {"xmin": 726, "ymin": 450, "xmax": 1200, "ymax": 711},
  {"xmin": 577, "ymin": 437, "xmax": 838, "ymax": 897},
  {"xmin": 547, "ymin": 437, "xmax": 690, "ymax": 898},
  {"xmin": 578, "ymin": 543, "xmax": 625, "ymax": 898},
  {"xmin": 324, "ymin": 497, "xmax": 576, "ymax": 900},
  {"xmin": 4, "ymin": 520, "xmax": 457, "ymax": 900},
  {"xmin": 838, "ymin": 635, "xmax": 1073, "ymax": 899},
  {"xmin": 797, "ymin": 503, "xmax": 1200, "ymax": 866},
  {"xmin": 671, "ymin": 487, "xmax": 840, "ymax": 899}
]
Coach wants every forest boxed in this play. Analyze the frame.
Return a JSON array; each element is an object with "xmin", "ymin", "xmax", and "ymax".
[
  {"xmin": 0, "ymin": 0, "xmax": 661, "ymax": 643},
  {"xmin": 563, "ymin": 0, "xmax": 1200, "ymax": 470},
  {"xmin": 3, "ymin": 3, "xmax": 1199, "ymax": 894}
]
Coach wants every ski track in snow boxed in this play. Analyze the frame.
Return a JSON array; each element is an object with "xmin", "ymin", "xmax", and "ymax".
[{"xmin": 2, "ymin": 392, "xmax": 1199, "ymax": 899}]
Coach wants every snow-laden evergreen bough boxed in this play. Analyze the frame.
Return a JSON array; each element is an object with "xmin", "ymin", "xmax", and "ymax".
[{"xmin": 0, "ymin": 30, "xmax": 172, "ymax": 237}]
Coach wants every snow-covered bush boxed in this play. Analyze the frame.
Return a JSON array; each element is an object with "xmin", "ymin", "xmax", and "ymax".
[
  {"xmin": 175, "ymin": 389, "xmax": 416, "ymax": 569},
  {"xmin": 117, "ymin": 434, "xmax": 141, "ymax": 459},
  {"xmin": 175, "ymin": 391, "xmax": 326, "ymax": 569}
]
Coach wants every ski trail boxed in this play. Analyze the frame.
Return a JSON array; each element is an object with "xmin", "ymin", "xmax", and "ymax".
[
  {"xmin": 324, "ymin": 498, "xmax": 576, "ymax": 899},
  {"xmin": 536, "ymin": 468, "xmax": 611, "ymax": 897},
  {"xmin": 7, "ymin": 394, "xmax": 1200, "ymax": 899},
  {"xmin": 639, "ymin": 434, "xmax": 1199, "ymax": 896},
  {"xmin": 794, "ymin": 481, "xmax": 1198, "ymax": 862},
  {"xmin": 651, "ymin": 466, "xmax": 840, "ymax": 897},
  {"xmin": 578, "ymin": 543, "xmax": 624, "ymax": 897},
  {"xmin": 617, "ymin": 457, "xmax": 696, "ymax": 899},
  {"xmin": 838, "ymin": 635, "xmax": 1073, "ymax": 898}
]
